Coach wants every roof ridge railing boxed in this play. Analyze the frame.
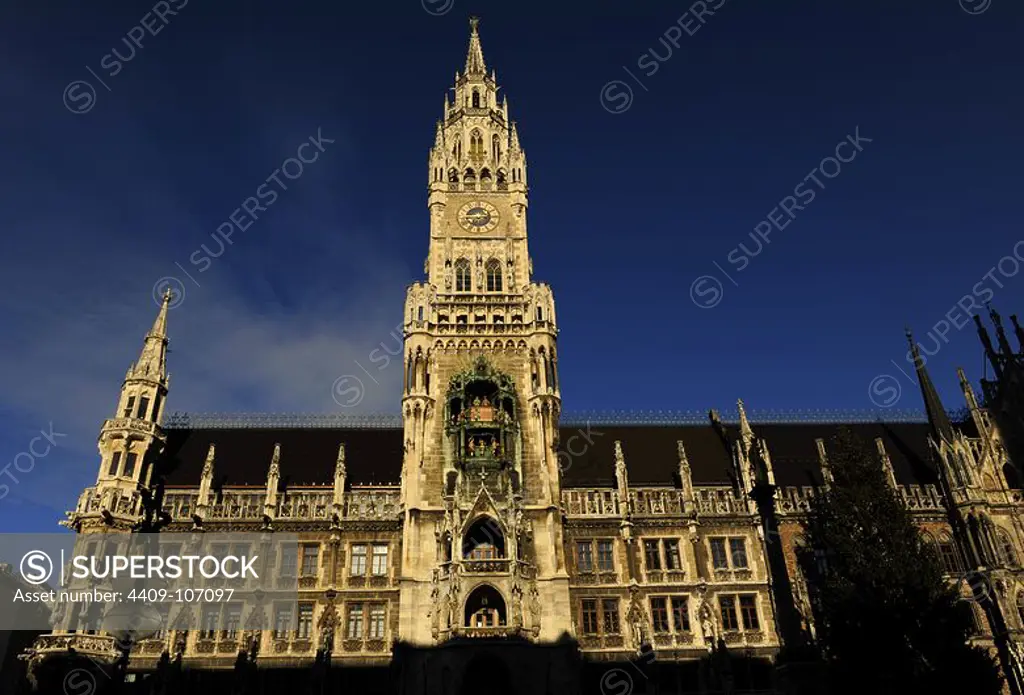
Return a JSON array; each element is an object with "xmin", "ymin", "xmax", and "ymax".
[{"xmin": 161, "ymin": 409, "xmax": 930, "ymax": 430}]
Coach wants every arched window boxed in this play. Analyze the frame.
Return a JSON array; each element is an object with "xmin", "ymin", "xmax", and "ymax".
[
  {"xmin": 472, "ymin": 89, "xmax": 480, "ymax": 108},
  {"xmin": 464, "ymin": 584, "xmax": 506, "ymax": 628},
  {"xmin": 1017, "ymin": 592, "xmax": 1024, "ymax": 626},
  {"xmin": 464, "ymin": 168, "xmax": 476, "ymax": 182},
  {"xmin": 462, "ymin": 516, "xmax": 506, "ymax": 560},
  {"xmin": 492, "ymin": 134, "xmax": 501, "ymax": 162},
  {"xmin": 485, "ymin": 259, "xmax": 502, "ymax": 292},
  {"xmin": 998, "ymin": 528, "xmax": 1017, "ymax": 567},
  {"xmin": 455, "ymin": 259, "xmax": 471, "ymax": 292},
  {"xmin": 470, "ymin": 130, "xmax": 484, "ymax": 160},
  {"xmin": 937, "ymin": 533, "xmax": 961, "ymax": 574}
]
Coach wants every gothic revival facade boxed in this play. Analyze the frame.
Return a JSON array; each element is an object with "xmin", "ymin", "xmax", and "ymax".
[{"xmin": 22, "ymin": 19, "xmax": 1024, "ymax": 695}]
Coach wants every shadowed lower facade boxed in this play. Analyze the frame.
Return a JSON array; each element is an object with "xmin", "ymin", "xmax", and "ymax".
[{"xmin": 19, "ymin": 18, "xmax": 1024, "ymax": 695}]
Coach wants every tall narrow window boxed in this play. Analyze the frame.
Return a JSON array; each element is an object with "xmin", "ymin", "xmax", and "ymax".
[
  {"xmin": 719, "ymin": 596, "xmax": 739, "ymax": 631},
  {"xmin": 280, "ymin": 546, "xmax": 298, "ymax": 577},
  {"xmin": 136, "ymin": 396, "xmax": 150, "ymax": 420},
  {"xmin": 123, "ymin": 453, "xmax": 138, "ymax": 477},
  {"xmin": 297, "ymin": 603, "xmax": 314, "ymax": 639},
  {"xmin": 273, "ymin": 604, "xmax": 294, "ymax": 639},
  {"xmin": 998, "ymin": 529, "xmax": 1017, "ymax": 566},
  {"xmin": 472, "ymin": 90, "xmax": 480, "ymax": 108},
  {"xmin": 1017, "ymin": 592, "xmax": 1024, "ymax": 625},
  {"xmin": 664, "ymin": 539, "xmax": 682, "ymax": 571},
  {"xmin": 372, "ymin": 545, "xmax": 389, "ymax": 576},
  {"xmin": 224, "ymin": 603, "xmax": 242, "ymax": 639},
  {"xmin": 123, "ymin": 396, "xmax": 136, "ymax": 418},
  {"xmin": 739, "ymin": 595, "xmax": 759, "ymax": 630},
  {"xmin": 107, "ymin": 451, "xmax": 122, "ymax": 477},
  {"xmin": 576, "ymin": 542, "xmax": 594, "ymax": 572},
  {"xmin": 350, "ymin": 545, "xmax": 367, "ymax": 576},
  {"xmin": 602, "ymin": 599, "xmax": 620, "ymax": 634},
  {"xmin": 486, "ymin": 259, "xmax": 502, "ymax": 291},
  {"xmin": 710, "ymin": 538, "xmax": 729, "ymax": 570},
  {"xmin": 644, "ymin": 540, "xmax": 662, "ymax": 571},
  {"xmin": 729, "ymin": 538, "xmax": 749, "ymax": 569},
  {"xmin": 671, "ymin": 597, "xmax": 690, "ymax": 632},
  {"xmin": 200, "ymin": 604, "xmax": 219, "ymax": 639},
  {"xmin": 455, "ymin": 259, "xmax": 471, "ymax": 292},
  {"xmin": 580, "ymin": 599, "xmax": 598, "ymax": 634},
  {"xmin": 650, "ymin": 598, "xmax": 669, "ymax": 633},
  {"xmin": 369, "ymin": 604, "xmax": 386, "ymax": 639},
  {"xmin": 301, "ymin": 544, "xmax": 319, "ymax": 576},
  {"xmin": 938, "ymin": 535, "xmax": 961, "ymax": 573},
  {"xmin": 597, "ymin": 540, "xmax": 614, "ymax": 571},
  {"xmin": 347, "ymin": 603, "xmax": 364, "ymax": 639}
]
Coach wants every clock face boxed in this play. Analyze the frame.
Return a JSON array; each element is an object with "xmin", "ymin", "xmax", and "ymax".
[{"xmin": 457, "ymin": 201, "xmax": 500, "ymax": 233}]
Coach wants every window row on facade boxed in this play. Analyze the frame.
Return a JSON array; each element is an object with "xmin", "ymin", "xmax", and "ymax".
[
  {"xmin": 576, "ymin": 594, "xmax": 760, "ymax": 636},
  {"xmin": 573, "ymin": 536, "xmax": 751, "ymax": 577}
]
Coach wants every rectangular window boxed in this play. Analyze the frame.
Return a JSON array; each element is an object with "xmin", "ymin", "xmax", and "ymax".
[
  {"xmin": 710, "ymin": 538, "xmax": 729, "ymax": 570},
  {"xmin": 576, "ymin": 541, "xmax": 594, "ymax": 572},
  {"xmin": 280, "ymin": 546, "xmax": 297, "ymax": 577},
  {"xmin": 123, "ymin": 396, "xmax": 136, "ymax": 418},
  {"xmin": 650, "ymin": 597, "xmax": 670, "ymax": 633},
  {"xmin": 123, "ymin": 453, "xmax": 138, "ymax": 477},
  {"xmin": 301, "ymin": 544, "xmax": 319, "ymax": 576},
  {"xmin": 671, "ymin": 597, "xmax": 690, "ymax": 632},
  {"xmin": 350, "ymin": 545, "xmax": 367, "ymax": 576},
  {"xmin": 297, "ymin": 603, "xmax": 314, "ymax": 639},
  {"xmin": 601, "ymin": 599, "xmax": 620, "ymax": 634},
  {"xmin": 581, "ymin": 599, "xmax": 599, "ymax": 634},
  {"xmin": 273, "ymin": 604, "xmax": 293, "ymax": 639},
  {"xmin": 729, "ymin": 538, "xmax": 749, "ymax": 569},
  {"xmin": 200, "ymin": 604, "xmax": 219, "ymax": 639},
  {"xmin": 369, "ymin": 604, "xmax": 386, "ymax": 639},
  {"xmin": 223, "ymin": 603, "xmax": 241, "ymax": 639},
  {"xmin": 644, "ymin": 540, "xmax": 662, "ymax": 571},
  {"xmin": 597, "ymin": 540, "xmax": 614, "ymax": 571},
  {"xmin": 719, "ymin": 596, "xmax": 739, "ymax": 631},
  {"xmin": 347, "ymin": 603, "xmax": 364, "ymax": 639},
  {"xmin": 371, "ymin": 545, "xmax": 388, "ymax": 576},
  {"xmin": 739, "ymin": 595, "xmax": 759, "ymax": 630},
  {"xmin": 107, "ymin": 451, "xmax": 122, "ymax": 476},
  {"xmin": 664, "ymin": 539, "xmax": 682, "ymax": 571},
  {"xmin": 137, "ymin": 396, "xmax": 150, "ymax": 420}
]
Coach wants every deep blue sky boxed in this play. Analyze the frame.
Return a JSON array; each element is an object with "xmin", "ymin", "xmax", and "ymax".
[{"xmin": 1, "ymin": 0, "xmax": 1022, "ymax": 532}]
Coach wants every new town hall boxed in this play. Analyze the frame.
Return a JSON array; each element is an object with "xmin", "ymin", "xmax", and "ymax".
[{"xmin": 21, "ymin": 18, "xmax": 1024, "ymax": 695}]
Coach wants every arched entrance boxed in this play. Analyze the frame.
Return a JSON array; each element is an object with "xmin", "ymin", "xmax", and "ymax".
[
  {"xmin": 458, "ymin": 652, "xmax": 513, "ymax": 695},
  {"xmin": 464, "ymin": 584, "xmax": 507, "ymax": 628}
]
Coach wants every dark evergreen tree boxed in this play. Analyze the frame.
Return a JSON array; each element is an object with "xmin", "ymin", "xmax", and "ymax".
[{"xmin": 797, "ymin": 427, "xmax": 1002, "ymax": 695}]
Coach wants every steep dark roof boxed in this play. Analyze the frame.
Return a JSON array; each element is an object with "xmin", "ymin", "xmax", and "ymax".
[
  {"xmin": 158, "ymin": 428, "xmax": 404, "ymax": 488},
  {"xmin": 156, "ymin": 422, "xmax": 937, "ymax": 490},
  {"xmin": 557, "ymin": 422, "xmax": 938, "ymax": 488}
]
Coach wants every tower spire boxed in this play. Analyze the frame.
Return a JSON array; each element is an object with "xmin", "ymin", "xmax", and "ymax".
[
  {"xmin": 131, "ymin": 288, "xmax": 172, "ymax": 383},
  {"xmin": 906, "ymin": 329, "xmax": 954, "ymax": 445},
  {"xmin": 465, "ymin": 17, "xmax": 486, "ymax": 76}
]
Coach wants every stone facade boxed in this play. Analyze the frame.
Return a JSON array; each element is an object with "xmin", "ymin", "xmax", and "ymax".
[{"xmin": 21, "ymin": 18, "xmax": 1024, "ymax": 695}]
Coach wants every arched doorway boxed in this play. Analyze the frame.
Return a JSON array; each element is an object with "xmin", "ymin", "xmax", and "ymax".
[
  {"xmin": 464, "ymin": 584, "xmax": 507, "ymax": 628},
  {"xmin": 458, "ymin": 652, "xmax": 513, "ymax": 695}
]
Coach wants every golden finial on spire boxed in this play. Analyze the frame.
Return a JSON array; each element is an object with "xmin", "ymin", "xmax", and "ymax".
[{"xmin": 469, "ymin": 16, "xmax": 480, "ymax": 33}]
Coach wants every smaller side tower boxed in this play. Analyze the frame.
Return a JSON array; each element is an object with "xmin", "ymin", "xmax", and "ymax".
[{"xmin": 66, "ymin": 290, "xmax": 173, "ymax": 533}]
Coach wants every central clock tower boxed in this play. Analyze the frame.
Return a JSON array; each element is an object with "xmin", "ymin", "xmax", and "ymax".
[{"xmin": 397, "ymin": 18, "xmax": 570, "ymax": 645}]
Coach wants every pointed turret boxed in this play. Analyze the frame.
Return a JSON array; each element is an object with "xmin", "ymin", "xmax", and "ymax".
[
  {"xmin": 464, "ymin": 17, "xmax": 486, "ymax": 76},
  {"xmin": 1011, "ymin": 315, "xmax": 1024, "ymax": 353},
  {"xmin": 737, "ymin": 399, "xmax": 754, "ymax": 449},
  {"xmin": 907, "ymin": 329, "xmax": 955, "ymax": 445},
  {"xmin": 130, "ymin": 287, "xmax": 172, "ymax": 383},
  {"xmin": 975, "ymin": 315, "xmax": 1003, "ymax": 378},
  {"xmin": 990, "ymin": 307, "xmax": 1016, "ymax": 357}
]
